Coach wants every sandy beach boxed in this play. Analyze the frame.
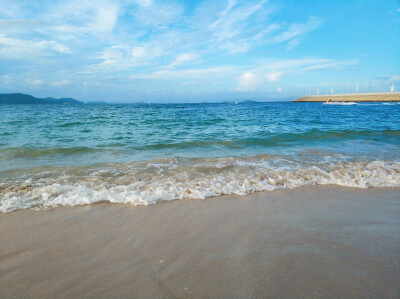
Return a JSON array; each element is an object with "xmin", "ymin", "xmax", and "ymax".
[{"xmin": 1, "ymin": 186, "xmax": 399, "ymax": 298}]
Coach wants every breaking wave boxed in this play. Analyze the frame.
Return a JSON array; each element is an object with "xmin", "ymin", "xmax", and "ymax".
[{"xmin": 1, "ymin": 156, "xmax": 399, "ymax": 212}]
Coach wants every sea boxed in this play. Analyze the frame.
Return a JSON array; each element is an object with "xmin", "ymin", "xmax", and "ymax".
[{"xmin": 1, "ymin": 101, "xmax": 399, "ymax": 212}]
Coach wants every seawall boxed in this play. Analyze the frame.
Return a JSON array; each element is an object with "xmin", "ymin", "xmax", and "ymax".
[{"xmin": 293, "ymin": 92, "xmax": 400, "ymax": 102}]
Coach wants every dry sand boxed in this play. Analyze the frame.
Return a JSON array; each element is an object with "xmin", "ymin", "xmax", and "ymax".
[{"xmin": 1, "ymin": 186, "xmax": 399, "ymax": 298}]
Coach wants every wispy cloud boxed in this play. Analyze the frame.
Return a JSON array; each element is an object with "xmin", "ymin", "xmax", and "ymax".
[
  {"xmin": 0, "ymin": 2, "xmax": 22, "ymax": 18},
  {"xmin": 131, "ymin": 66, "xmax": 236, "ymax": 80},
  {"xmin": 82, "ymin": 81, "xmax": 101, "ymax": 86},
  {"xmin": 51, "ymin": 80, "xmax": 70, "ymax": 86},
  {"xmin": 49, "ymin": 0, "xmax": 120, "ymax": 36},
  {"xmin": 207, "ymin": 0, "xmax": 278, "ymax": 53},
  {"xmin": 265, "ymin": 71, "xmax": 284, "ymax": 82},
  {"xmin": 168, "ymin": 53, "xmax": 198, "ymax": 68},
  {"xmin": 272, "ymin": 17, "xmax": 321, "ymax": 45},
  {"xmin": 0, "ymin": 74, "xmax": 11, "ymax": 84},
  {"xmin": 300, "ymin": 60, "xmax": 358, "ymax": 71},
  {"xmin": 209, "ymin": 0, "xmax": 262, "ymax": 40},
  {"xmin": 129, "ymin": 1, "xmax": 183, "ymax": 29},
  {"xmin": 258, "ymin": 58, "xmax": 357, "ymax": 72},
  {"xmin": 25, "ymin": 78, "xmax": 43, "ymax": 86},
  {"xmin": 0, "ymin": 19, "xmax": 43, "ymax": 35},
  {"xmin": 0, "ymin": 34, "xmax": 71, "ymax": 58},
  {"xmin": 83, "ymin": 43, "xmax": 165, "ymax": 73},
  {"xmin": 235, "ymin": 58, "xmax": 359, "ymax": 91}
]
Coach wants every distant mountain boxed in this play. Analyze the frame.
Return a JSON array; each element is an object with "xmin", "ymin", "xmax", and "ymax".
[{"xmin": 0, "ymin": 93, "xmax": 84, "ymax": 104}]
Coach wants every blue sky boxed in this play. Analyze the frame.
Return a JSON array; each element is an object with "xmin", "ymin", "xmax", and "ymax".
[{"xmin": 0, "ymin": 0, "xmax": 399, "ymax": 102}]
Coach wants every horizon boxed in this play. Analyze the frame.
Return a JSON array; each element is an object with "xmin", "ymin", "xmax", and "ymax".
[{"xmin": 0, "ymin": 0, "xmax": 399, "ymax": 103}]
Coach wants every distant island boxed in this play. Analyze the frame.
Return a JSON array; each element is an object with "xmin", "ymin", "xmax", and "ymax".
[{"xmin": 0, "ymin": 93, "xmax": 83, "ymax": 105}]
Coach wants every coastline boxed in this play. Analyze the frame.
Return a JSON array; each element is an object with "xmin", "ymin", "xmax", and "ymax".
[{"xmin": 1, "ymin": 186, "xmax": 399, "ymax": 298}]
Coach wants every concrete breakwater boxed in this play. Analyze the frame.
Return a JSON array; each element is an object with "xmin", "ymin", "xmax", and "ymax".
[{"xmin": 293, "ymin": 92, "xmax": 400, "ymax": 102}]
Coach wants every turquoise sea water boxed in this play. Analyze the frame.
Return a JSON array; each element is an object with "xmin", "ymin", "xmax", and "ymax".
[{"xmin": 1, "ymin": 102, "xmax": 399, "ymax": 212}]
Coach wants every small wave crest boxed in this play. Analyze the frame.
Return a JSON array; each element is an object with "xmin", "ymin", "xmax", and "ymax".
[
  {"xmin": 0, "ymin": 147, "xmax": 101, "ymax": 159},
  {"xmin": 1, "ymin": 157, "xmax": 399, "ymax": 212}
]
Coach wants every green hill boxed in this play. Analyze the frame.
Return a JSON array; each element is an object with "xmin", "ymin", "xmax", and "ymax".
[{"xmin": 0, "ymin": 93, "xmax": 83, "ymax": 104}]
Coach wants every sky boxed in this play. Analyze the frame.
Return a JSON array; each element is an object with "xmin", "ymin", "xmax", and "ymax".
[{"xmin": 0, "ymin": 0, "xmax": 399, "ymax": 103}]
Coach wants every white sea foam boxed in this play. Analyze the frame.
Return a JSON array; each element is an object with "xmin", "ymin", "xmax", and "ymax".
[
  {"xmin": 1, "ymin": 159, "xmax": 399, "ymax": 212},
  {"xmin": 323, "ymin": 102, "xmax": 357, "ymax": 105}
]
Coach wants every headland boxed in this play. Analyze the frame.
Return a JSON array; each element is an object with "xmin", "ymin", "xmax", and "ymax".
[
  {"xmin": 0, "ymin": 93, "xmax": 83, "ymax": 105},
  {"xmin": 293, "ymin": 92, "xmax": 400, "ymax": 102}
]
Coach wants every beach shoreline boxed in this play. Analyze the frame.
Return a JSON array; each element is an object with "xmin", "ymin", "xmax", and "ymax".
[{"xmin": 1, "ymin": 186, "xmax": 399, "ymax": 298}]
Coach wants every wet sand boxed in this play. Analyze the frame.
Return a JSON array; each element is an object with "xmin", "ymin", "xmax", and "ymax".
[{"xmin": 1, "ymin": 186, "xmax": 399, "ymax": 298}]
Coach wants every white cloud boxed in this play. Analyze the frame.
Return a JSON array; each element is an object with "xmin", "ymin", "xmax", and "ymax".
[
  {"xmin": 0, "ymin": 74, "xmax": 11, "ymax": 84},
  {"xmin": 276, "ymin": 87, "xmax": 282, "ymax": 92},
  {"xmin": 83, "ymin": 81, "xmax": 101, "ymax": 86},
  {"xmin": 131, "ymin": 47, "xmax": 147, "ymax": 59},
  {"xmin": 265, "ymin": 71, "xmax": 283, "ymax": 82},
  {"xmin": 52, "ymin": 80, "xmax": 69, "ymax": 86},
  {"xmin": 25, "ymin": 78, "xmax": 42, "ymax": 85},
  {"xmin": 237, "ymin": 71, "xmax": 258, "ymax": 91},
  {"xmin": 89, "ymin": 4, "xmax": 119, "ymax": 34},
  {"xmin": 131, "ymin": 66, "xmax": 235, "ymax": 80},
  {"xmin": 168, "ymin": 53, "xmax": 198, "ymax": 68}
]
